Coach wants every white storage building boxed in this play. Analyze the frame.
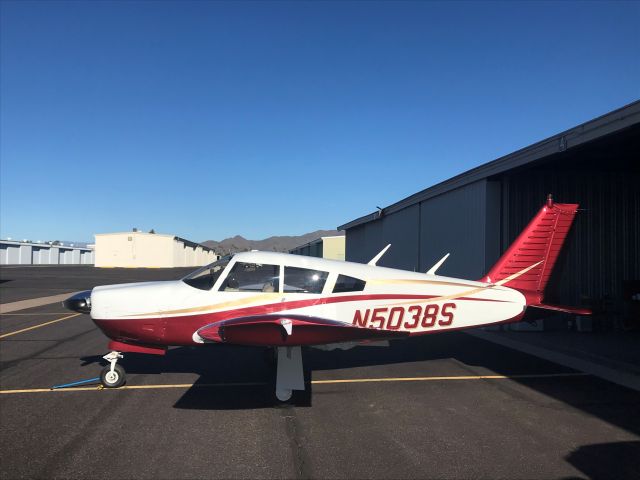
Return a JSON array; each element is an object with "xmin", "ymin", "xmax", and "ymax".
[
  {"xmin": 0, "ymin": 240, "xmax": 94, "ymax": 265},
  {"xmin": 289, "ymin": 235, "xmax": 345, "ymax": 261},
  {"xmin": 94, "ymin": 232, "xmax": 217, "ymax": 268}
]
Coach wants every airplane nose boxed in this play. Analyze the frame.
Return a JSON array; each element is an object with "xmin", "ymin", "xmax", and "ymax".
[{"xmin": 63, "ymin": 290, "xmax": 92, "ymax": 314}]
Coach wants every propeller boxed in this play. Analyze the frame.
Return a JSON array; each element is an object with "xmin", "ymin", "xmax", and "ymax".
[{"xmin": 62, "ymin": 290, "xmax": 92, "ymax": 314}]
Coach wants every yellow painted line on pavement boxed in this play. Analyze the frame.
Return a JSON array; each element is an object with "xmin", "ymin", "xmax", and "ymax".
[
  {"xmin": 0, "ymin": 313, "xmax": 81, "ymax": 339},
  {"xmin": 0, "ymin": 372, "xmax": 588, "ymax": 395},
  {"xmin": 0, "ymin": 382, "xmax": 267, "ymax": 394},
  {"xmin": 310, "ymin": 372, "xmax": 589, "ymax": 384}
]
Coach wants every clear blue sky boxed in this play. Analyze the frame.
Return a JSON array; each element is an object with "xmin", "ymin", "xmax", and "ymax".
[{"xmin": 1, "ymin": 1, "xmax": 638, "ymax": 243}]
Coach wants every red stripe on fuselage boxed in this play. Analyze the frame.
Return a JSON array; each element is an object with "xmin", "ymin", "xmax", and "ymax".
[{"xmin": 93, "ymin": 293, "xmax": 510, "ymax": 346}]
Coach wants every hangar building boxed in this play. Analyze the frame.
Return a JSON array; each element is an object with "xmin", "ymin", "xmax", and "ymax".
[
  {"xmin": 289, "ymin": 235, "xmax": 346, "ymax": 261},
  {"xmin": 0, "ymin": 240, "xmax": 94, "ymax": 265},
  {"xmin": 339, "ymin": 101, "xmax": 639, "ymax": 329},
  {"xmin": 95, "ymin": 231, "xmax": 218, "ymax": 268}
]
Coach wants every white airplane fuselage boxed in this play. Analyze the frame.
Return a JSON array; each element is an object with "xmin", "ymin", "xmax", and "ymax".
[{"xmin": 88, "ymin": 251, "xmax": 526, "ymax": 349}]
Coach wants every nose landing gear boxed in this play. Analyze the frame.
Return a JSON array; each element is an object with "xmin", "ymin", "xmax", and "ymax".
[{"xmin": 100, "ymin": 351, "xmax": 126, "ymax": 388}]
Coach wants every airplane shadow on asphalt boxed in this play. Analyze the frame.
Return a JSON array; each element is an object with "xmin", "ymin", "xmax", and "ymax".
[
  {"xmin": 563, "ymin": 441, "xmax": 640, "ymax": 480},
  {"xmin": 81, "ymin": 344, "xmax": 313, "ymax": 409},
  {"xmin": 80, "ymin": 331, "xmax": 640, "ymax": 436}
]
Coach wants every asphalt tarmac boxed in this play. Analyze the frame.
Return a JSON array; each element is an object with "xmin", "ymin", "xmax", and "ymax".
[
  {"xmin": 1, "ymin": 267, "xmax": 639, "ymax": 479},
  {"xmin": 0, "ymin": 265, "xmax": 194, "ymax": 303}
]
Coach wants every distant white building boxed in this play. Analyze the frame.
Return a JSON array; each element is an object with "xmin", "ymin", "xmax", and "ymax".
[
  {"xmin": 94, "ymin": 231, "xmax": 217, "ymax": 268},
  {"xmin": 0, "ymin": 240, "xmax": 94, "ymax": 265},
  {"xmin": 289, "ymin": 235, "xmax": 345, "ymax": 261}
]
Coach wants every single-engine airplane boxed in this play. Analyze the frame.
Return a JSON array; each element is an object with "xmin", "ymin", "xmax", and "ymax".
[{"xmin": 64, "ymin": 196, "xmax": 590, "ymax": 401}]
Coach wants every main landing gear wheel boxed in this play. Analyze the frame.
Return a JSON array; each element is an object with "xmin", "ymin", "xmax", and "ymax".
[{"xmin": 100, "ymin": 364, "xmax": 126, "ymax": 388}]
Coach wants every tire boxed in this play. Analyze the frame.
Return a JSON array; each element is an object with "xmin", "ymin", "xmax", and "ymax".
[
  {"xmin": 100, "ymin": 364, "xmax": 126, "ymax": 388},
  {"xmin": 275, "ymin": 387, "xmax": 293, "ymax": 402}
]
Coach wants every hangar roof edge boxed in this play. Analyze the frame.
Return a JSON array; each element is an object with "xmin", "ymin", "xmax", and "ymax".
[{"xmin": 338, "ymin": 100, "xmax": 640, "ymax": 231}]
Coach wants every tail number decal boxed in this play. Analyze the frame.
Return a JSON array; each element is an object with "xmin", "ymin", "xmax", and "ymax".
[{"xmin": 353, "ymin": 303, "xmax": 456, "ymax": 330}]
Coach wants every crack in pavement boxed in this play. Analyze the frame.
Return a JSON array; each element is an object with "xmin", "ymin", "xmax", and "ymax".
[{"xmin": 280, "ymin": 406, "xmax": 312, "ymax": 479}]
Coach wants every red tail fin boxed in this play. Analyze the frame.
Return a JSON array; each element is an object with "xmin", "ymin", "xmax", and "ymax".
[{"xmin": 481, "ymin": 195, "xmax": 579, "ymax": 299}]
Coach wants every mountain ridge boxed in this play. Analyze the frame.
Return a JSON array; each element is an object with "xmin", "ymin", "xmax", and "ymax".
[{"xmin": 202, "ymin": 230, "xmax": 343, "ymax": 255}]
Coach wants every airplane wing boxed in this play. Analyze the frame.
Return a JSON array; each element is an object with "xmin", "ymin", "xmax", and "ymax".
[{"xmin": 196, "ymin": 314, "xmax": 409, "ymax": 347}]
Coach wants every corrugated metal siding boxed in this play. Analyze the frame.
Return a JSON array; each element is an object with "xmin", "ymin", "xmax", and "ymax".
[
  {"xmin": 363, "ymin": 219, "xmax": 384, "ymax": 264},
  {"xmin": 379, "ymin": 204, "xmax": 420, "ymax": 270},
  {"xmin": 345, "ymin": 206, "xmax": 420, "ymax": 270},
  {"xmin": 419, "ymin": 180, "xmax": 489, "ymax": 279},
  {"xmin": 345, "ymin": 181, "xmax": 492, "ymax": 279},
  {"xmin": 501, "ymin": 164, "xmax": 640, "ymax": 311},
  {"xmin": 345, "ymin": 224, "xmax": 367, "ymax": 263}
]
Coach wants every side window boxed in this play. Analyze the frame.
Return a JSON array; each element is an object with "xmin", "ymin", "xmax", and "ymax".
[
  {"xmin": 283, "ymin": 267, "xmax": 329, "ymax": 294},
  {"xmin": 332, "ymin": 274, "xmax": 366, "ymax": 293},
  {"xmin": 219, "ymin": 262, "xmax": 280, "ymax": 292}
]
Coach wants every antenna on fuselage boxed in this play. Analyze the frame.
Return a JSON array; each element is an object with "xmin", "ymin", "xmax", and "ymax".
[
  {"xmin": 368, "ymin": 244, "xmax": 391, "ymax": 266},
  {"xmin": 426, "ymin": 253, "xmax": 450, "ymax": 275}
]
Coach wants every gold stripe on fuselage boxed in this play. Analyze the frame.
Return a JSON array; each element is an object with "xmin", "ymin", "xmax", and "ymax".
[
  {"xmin": 127, "ymin": 293, "xmax": 281, "ymax": 318},
  {"xmin": 368, "ymin": 279, "xmax": 479, "ymax": 288},
  {"xmin": 373, "ymin": 262, "xmax": 543, "ymax": 307},
  {"xmin": 381, "ymin": 286, "xmax": 509, "ymax": 307}
]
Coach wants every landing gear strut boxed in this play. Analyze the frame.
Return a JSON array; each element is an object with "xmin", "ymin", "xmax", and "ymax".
[
  {"xmin": 100, "ymin": 351, "xmax": 126, "ymax": 388},
  {"xmin": 275, "ymin": 346, "xmax": 304, "ymax": 402}
]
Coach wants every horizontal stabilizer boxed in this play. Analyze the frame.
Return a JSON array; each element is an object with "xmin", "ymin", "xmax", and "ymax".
[{"xmin": 529, "ymin": 303, "xmax": 592, "ymax": 315}]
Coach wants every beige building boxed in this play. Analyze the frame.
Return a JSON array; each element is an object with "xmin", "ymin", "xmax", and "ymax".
[
  {"xmin": 95, "ymin": 231, "xmax": 218, "ymax": 268},
  {"xmin": 289, "ymin": 235, "xmax": 345, "ymax": 261}
]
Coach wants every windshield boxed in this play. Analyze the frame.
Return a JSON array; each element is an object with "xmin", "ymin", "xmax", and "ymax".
[{"xmin": 182, "ymin": 255, "xmax": 233, "ymax": 290}]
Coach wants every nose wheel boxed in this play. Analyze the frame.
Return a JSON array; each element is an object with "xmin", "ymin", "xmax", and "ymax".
[{"xmin": 100, "ymin": 351, "xmax": 126, "ymax": 388}]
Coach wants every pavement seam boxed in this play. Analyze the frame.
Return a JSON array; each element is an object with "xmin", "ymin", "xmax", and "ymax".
[
  {"xmin": 0, "ymin": 292, "xmax": 80, "ymax": 313},
  {"xmin": 280, "ymin": 407, "xmax": 311, "ymax": 479}
]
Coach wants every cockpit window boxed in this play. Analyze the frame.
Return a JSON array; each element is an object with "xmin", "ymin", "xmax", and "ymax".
[
  {"xmin": 283, "ymin": 267, "xmax": 329, "ymax": 294},
  {"xmin": 182, "ymin": 255, "xmax": 232, "ymax": 291},
  {"xmin": 332, "ymin": 274, "xmax": 366, "ymax": 293},
  {"xmin": 219, "ymin": 262, "xmax": 280, "ymax": 292}
]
